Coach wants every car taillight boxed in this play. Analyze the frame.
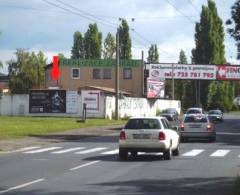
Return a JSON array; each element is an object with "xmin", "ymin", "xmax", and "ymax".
[
  {"xmin": 180, "ymin": 124, "xmax": 184, "ymax": 131},
  {"xmin": 207, "ymin": 124, "xmax": 213, "ymax": 131},
  {"xmin": 159, "ymin": 132, "xmax": 166, "ymax": 140},
  {"xmin": 119, "ymin": 131, "xmax": 126, "ymax": 140}
]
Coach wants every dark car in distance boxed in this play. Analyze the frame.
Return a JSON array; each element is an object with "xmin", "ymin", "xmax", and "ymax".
[
  {"xmin": 160, "ymin": 108, "xmax": 179, "ymax": 121},
  {"xmin": 207, "ymin": 110, "xmax": 223, "ymax": 123}
]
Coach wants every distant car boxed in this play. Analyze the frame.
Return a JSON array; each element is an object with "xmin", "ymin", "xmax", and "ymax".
[
  {"xmin": 185, "ymin": 107, "xmax": 204, "ymax": 115},
  {"xmin": 180, "ymin": 114, "xmax": 216, "ymax": 142},
  {"xmin": 160, "ymin": 108, "xmax": 179, "ymax": 121},
  {"xmin": 119, "ymin": 117, "xmax": 180, "ymax": 160},
  {"xmin": 208, "ymin": 110, "xmax": 223, "ymax": 123}
]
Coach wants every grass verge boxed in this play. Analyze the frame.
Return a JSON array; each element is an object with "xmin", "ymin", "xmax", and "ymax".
[{"xmin": 0, "ymin": 116, "xmax": 125, "ymax": 139}]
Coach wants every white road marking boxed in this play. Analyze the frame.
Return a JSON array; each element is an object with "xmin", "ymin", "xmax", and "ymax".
[
  {"xmin": 182, "ymin": 149, "xmax": 205, "ymax": 157},
  {"xmin": 101, "ymin": 149, "xmax": 119, "ymax": 155},
  {"xmin": 13, "ymin": 146, "xmax": 41, "ymax": 152},
  {"xmin": 217, "ymin": 132, "xmax": 240, "ymax": 135},
  {"xmin": 138, "ymin": 152, "xmax": 146, "ymax": 155},
  {"xmin": 24, "ymin": 147, "xmax": 62, "ymax": 154},
  {"xmin": 0, "ymin": 178, "xmax": 45, "ymax": 194},
  {"xmin": 70, "ymin": 161, "xmax": 100, "ymax": 171},
  {"xmin": 138, "ymin": 152, "xmax": 162, "ymax": 155},
  {"xmin": 75, "ymin": 147, "xmax": 107, "ymax": 154},
  {"xmin": 51, "ymin": 147, "xmax": 85, "ymax": 154},
  {"xmin": 0, "ymin": 146, "xmax": 41, "ymax": 154},
  {"xmin": 210, "ymin": 150, "xmax": 230, "ymax": 157}
]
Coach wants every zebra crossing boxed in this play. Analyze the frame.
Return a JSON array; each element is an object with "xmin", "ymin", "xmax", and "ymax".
[{"xmin": 8, "ymin": 146, "xmax": 238, "ymax": 159}]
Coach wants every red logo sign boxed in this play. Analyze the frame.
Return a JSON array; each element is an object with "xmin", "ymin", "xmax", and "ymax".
[{"xmin": 51, "ymin": 56, "xmax": 60, "ymax": 80}]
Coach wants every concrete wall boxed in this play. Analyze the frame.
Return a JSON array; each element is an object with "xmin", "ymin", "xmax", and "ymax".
[
  {"xmin": 0, "ymin": 95, "xmax": 29, "ymax": 116},
  {"xmin": 0, "ymin": 94, "xmax": 181, "ymax": 118},
  {"xmin": 105, "ymin": 96, "xmax": 181, "ymax": 119}
]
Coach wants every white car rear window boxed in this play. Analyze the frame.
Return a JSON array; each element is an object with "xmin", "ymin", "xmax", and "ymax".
[{"xmin": 125, "ymin": 119, "xmax": 161, "ymax": 129}]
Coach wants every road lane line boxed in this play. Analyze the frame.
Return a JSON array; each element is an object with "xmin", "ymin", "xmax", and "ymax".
[
  {"xmin": 101, "ymin": 149, "xmax": 119, "ymax": 155},
  {"xmin": 16, "ymin": 146, "xmax": 41, "ymax": 152},
  {"xmin": 182, "ymin": 149, "xmax": 204, "ymax": 157},
  {"xmin": 0, "ymin": 178, "xmax": 45, "ymax": 194},
  {"xmin": 24, "ymin": 147, "xmax": 62, "ymax": 154},
  {"xmin": 0, "ymin": 146, "xmax": 41, "ymax": 154},
  {"xmin": 70, "ymin": 161, "xmax": 100, "ymax": 171},
  {"xmin": 75, "ymin": 147, "xmax": 107, "ymax": 154},
  {"xmin": 210, "ymin": 150, "xmax": 230, "ymax": 157},
  {"xmin": 51, "ymin": 147, "xmax": 85, "ymax": 154}
]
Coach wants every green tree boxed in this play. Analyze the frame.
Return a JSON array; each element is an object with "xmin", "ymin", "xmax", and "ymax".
[
  {"xmin": 226, "ymin": 0, "xmax": 240, "ymax": 59},
  {"xmin": 118, "ymin": 19, "xmax": 132, "ymax": 59},
  {"xmin": 58, "ymin": 53, "xmax": 65, "ymax": 59},
  {"xmin": 103, "ymin": 32, "xmax": 116, "ymax": 59},
  {"xmin": 147, "ymin": 44, "xmax": 159, "ymax": 63},
  {"xmin": 71, "ymin": 31, "xmax": 85, "ymax": 59},
  {"xmin": 84, "ymin": 23, "xmax": 102, "ymax": 59},
  {"xmin": 8, "ymin": 49, "xmax": 47, "ymax": 94},
  {"xmin": 174, "ymin": 50, "xmax": 194, "ymax": 110},
  {"xmin": 192, "ymin": 0, "xmax": 230, "ymax": 109},
  {"xmin": 0, "ymin": 61, "xmax": 3, "ymax": 69}
]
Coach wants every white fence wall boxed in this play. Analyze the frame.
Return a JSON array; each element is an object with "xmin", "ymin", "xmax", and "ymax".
[
  {"xmin": 105, "ymin": 96, "xmax": 181, "ymax": 119},
  {"xmin": 0, "ymin": 94, "xmax": 181, "ymax": 118},
  {"xmin": 0, "ymin": 95, "xmax": 29, "ymax": 116}
]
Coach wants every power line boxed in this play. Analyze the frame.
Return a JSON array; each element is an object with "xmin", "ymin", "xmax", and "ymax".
[
  {"xmin": 42, "ymin": 0, "xmax": 117, "ymax": 29},
  {"xmin": 55, "ymin": 0, "xmax": 117, "ymax": 27},
  {"xmin": 132, "ymin": 29, "xmax": 153, "ymax": 45},
  {"xmin": 165, "ymin": 0, "xmax": 196, "ymax": 23},
  {"xmin": 131, "ymin": 29, "xmax": 176, "ymax": 58},
  {"xmin": 187, "ymin": 0, "xmax": 201, "ymax": 14}
]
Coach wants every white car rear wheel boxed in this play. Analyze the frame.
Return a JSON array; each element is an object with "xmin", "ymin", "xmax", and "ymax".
[
  {"xmin": 163, "ymin": 144, "xmax": 172, "ymax": 160},
  {"xmin": 172, "ymin": 144, "xmax": 180, "ymax": 156}
]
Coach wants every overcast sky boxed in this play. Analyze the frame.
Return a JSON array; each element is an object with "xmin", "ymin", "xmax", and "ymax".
[{"xmin": 0, "ymin": 0, "xmax": 239, "ymax": 73}]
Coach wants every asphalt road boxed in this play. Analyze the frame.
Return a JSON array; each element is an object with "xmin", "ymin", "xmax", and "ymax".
[{"xmin": 1, "ymin": 115, "xmax": 240, "ymax": 195}]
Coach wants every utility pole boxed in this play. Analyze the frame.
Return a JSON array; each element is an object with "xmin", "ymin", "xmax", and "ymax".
[
  {"xmin": 172, "ymin": 63, "xmax": 175, "ymax": 100},
  {"xmin": 141, "ymin": 50, "xmax": 144, "ymax": 96},
  {"xmin": 115, "ymin": 29, "xmax": 119, "ymax": 120}
]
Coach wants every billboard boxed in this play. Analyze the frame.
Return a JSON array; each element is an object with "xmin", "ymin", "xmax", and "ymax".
[
  {"xmin": 148, "ymin": 64, "xmax": 216, "ymax": 80},
  {"xmin": 217, "ymin": 65, "xmax": 240, "ymax": 80},
  {"xmin": 29, "ymin": 90, "xmax": 66, "ymax": 113},
  {"xmin": 81, "ymin": 90, "xmax": 101, "ymax": 113},
  {"xmin": 147, "ymin": 79, "xmax": 165, "ymax": 98}
]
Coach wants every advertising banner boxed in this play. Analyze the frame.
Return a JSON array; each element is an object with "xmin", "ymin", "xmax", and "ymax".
[
  {"xmin": 217, "ymin": 65, "xmax": 240, "ymax": 80},
  {"xmin": 81, "ymin": 90, "xmax": 101, "ymax": 113},
  {"xmin": 148, "ymin": 64, "xmax": 216, "ymax": 80},
  {"xmin": 29, "ymin": 90, "xmax": 66, "ymax": 113},
  {"xmin": 147, "ymin": 79, "xmax": 165, "ymax": 98}
]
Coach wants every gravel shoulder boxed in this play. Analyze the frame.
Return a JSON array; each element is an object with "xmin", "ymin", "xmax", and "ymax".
[{"xmin": 0, "ymin": 125, "xmax": 123, "ymax": 152}]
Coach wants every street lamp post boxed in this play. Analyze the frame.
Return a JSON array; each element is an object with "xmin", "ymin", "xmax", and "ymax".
[{"xmin": 115, "ymin": 29, "xmax": 119, "ymax": 120}]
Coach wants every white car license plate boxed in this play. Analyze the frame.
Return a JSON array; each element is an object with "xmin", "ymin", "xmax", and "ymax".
[{"xmin": 133, "ymin": 134, "xmax": 151, "ymax": 139}]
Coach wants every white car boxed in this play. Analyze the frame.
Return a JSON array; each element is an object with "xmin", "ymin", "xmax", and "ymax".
[{"xmin": 119, "ymin": 117, "xmax": 180, "ymax": 160}]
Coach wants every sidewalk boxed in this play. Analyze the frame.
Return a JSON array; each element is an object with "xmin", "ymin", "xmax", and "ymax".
[{"xmin": 0, "ymin": 124, "xmax": 123, "ymax": 152}]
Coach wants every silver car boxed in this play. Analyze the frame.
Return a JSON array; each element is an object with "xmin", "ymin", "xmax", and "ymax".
[{"xmin": 180, "ymin": 114, "xmax": 216, "ymax": 142}]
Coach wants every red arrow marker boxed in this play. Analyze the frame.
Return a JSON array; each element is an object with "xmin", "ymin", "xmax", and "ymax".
[{"xmin": 51, "ymin": 56, "xmax": 60, "ymax": 80}]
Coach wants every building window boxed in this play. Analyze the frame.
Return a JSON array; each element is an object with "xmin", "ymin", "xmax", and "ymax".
[
  {"xmin": 123, "ymin": 68, "xmax": 132, "ymax": 79},
  {"xmin": 72, "ymin": 68, "xmax": 80, "ymax": 79},
  {"xmin": 93, "ymin": 68, "xmax": 101, "ymax": 79},
  {"xmin": 103, "ymin": 69, "xmax": 112, "ymax": 79}
]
